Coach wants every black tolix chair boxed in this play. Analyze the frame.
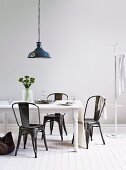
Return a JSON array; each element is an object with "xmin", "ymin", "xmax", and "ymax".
[
  {"xmin": 72, "ymin": 95, "xmax": 106, "ymax": 149},
  {"xmin": 84, "ymin": 95, "xmax": 106, "ymax": 148},
  {"xmin": 12, "ymin": 102, "xmax": 48, "ymax": 158},
  {"xmin": 43, "ymin": 93, "xmax": 68, "ymax": 140}
]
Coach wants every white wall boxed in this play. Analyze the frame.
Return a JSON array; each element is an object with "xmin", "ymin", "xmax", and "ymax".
[{"xmin": 0, "ymin": 0, "xmax": 126, "ymax": 124}]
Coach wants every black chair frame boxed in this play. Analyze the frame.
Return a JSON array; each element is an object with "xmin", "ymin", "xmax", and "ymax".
[
  {"xmin": 43, "ymin": 93, "xmax": 68, "ymax": 140},
  {"xmin": 72, "ymin": 95, "xmax": 106, "ymax": 149},
  {"xmin": 84, "ymin": 96, "xmax": 106, "ymax": 148},
  {"xmin": 12, "ymin": 102, "xmax": 48, "ymax": 158}
]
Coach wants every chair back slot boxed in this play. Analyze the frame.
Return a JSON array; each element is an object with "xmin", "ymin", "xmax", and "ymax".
[{"xmin": 47, "ymin": 93, "xmax": 68, "ymax": 101}]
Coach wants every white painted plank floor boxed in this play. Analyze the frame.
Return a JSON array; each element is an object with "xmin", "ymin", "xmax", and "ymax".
[{"xmin": 1, "ymin": 132, "xmax": 126, "ymax": 170}]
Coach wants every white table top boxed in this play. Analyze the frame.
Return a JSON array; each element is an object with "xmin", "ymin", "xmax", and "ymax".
[{"xmin": 0, "ymin": 100, "xmax": 84, "ymax": 109}]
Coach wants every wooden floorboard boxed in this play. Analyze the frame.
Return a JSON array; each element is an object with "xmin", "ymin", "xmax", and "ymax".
[{"xmin": 0, "ymin": 133, "xmax": 126, "ymax": 170}]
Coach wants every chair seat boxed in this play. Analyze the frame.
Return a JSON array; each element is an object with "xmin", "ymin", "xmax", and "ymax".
[
  {"xmin": 44, "ymin": 113, "xmax": 63, "ymax": 118},
  {"xmin": 21, "ymin": 124, "xmax": 44, "ymax": 129},
  {"xmin": 85, "ymin": 118, "xmax": 98, "ymax": 124}
]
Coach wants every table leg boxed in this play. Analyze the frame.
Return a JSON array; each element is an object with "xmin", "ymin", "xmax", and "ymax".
[
  {"xmin": 73, "ymin": 109, "xmax": 78, "ymax": 151},
  {"xmin": 3, "ymin": 112, "xmax": 8, "ymax": 134}
]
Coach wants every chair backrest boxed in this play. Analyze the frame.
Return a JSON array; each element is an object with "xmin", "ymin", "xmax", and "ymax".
[
  {"xmin": 12, "ymin": 102, "xmax": 40, "ymax": 127},
  {"xmin": 47, "ymin": 93, "xmax": 68, "ymax": 100},
  {"xmin": 84, "ymin": 95, "xmax": 106, "ymax": 121}
]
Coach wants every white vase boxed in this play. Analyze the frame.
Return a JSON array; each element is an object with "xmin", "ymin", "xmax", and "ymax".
[{"xmin": 22, "ymin": 88, "xmax": 33, "ymax": 102}]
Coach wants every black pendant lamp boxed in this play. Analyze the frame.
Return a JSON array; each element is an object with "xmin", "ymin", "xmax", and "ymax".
[{"xmin": 28, "ymin": 0, "xmax": 50, "ymax": 58}]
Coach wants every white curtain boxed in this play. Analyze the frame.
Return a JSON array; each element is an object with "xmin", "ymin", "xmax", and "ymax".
[{"xmin": 118, "ymin": 54, "xmax": 126, "ymax": 95}]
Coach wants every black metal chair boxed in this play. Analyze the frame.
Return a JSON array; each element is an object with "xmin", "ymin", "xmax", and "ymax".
[
  {"xmin": 72, "ymin": 95, "xmax": 106, "ymax": 149},
  {"xmin": 43, "ymin": 93, "xmax": 68, "ymax": 140},
  {"xmin": 12, "ymin": 102, "xmax": 48, "ymax": 158},
  {"xmin": 84, "ymin": 95, "xmax": 106, "ymax": 148}
]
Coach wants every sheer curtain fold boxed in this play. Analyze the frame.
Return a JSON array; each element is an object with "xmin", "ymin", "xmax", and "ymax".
[{"xmin": 118, "ymin": 54, "xmax": 126, "ymax": 95}]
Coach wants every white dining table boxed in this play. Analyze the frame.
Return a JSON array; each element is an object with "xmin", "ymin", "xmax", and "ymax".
[{"xmin": 0, "ymin": 100, "xmax": 86, "ymax": 151}]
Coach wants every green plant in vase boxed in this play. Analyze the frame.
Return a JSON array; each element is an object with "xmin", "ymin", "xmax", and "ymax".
[{"xmin": 19, "ymin": 76, "xmax": 35, "ymax": 101}]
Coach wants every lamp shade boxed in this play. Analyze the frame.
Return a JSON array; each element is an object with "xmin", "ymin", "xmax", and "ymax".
[{"xmin": 28, "ymin": 42, "xmax": 50, "ymax": 58}]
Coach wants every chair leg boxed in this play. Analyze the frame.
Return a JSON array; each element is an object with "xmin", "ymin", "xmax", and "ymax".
[
  {"xmin": 23, "ymin": 133, "xmax": 27, "ymax": 149},
  {"xmin": 58, "ymin": 121, "xmax": 63, "ymax": 140},
  {"xmin": 63, "ymin": 117, "xmax": 67, "ymax": 135},
  {"xmin": 90, "ymin": 126, "xmax": 93, "ymax": 141},
  {"xmin": 71, "ymin": 123, "xmax": 90, "ymax": 148},
  {"xmin": 72, "ymin": 123, "xmax": 90, "ymax": 148},
  {"xmin": 85, "ymin": 123, "xmax": 90, "ymax": 149},
  {"xmin": 86, "ymin": 129, "xmax": 89, "ymax": 149},
  {"xmin": 15, "ymin": 130, "xmax": 22, "ymax": 156},
  {"xmin": 50, "ymin": 120, "xmax": 54, "ymax": 135},
  {"xmin": 30, "ymin": 131, "xmax": 37, "ymax": 158},
  {"xmin": 34, "ymin": 137, "xmax": 37, "ymax": 158},
  {"xmin": 98, "ymin": 122, "xmax": 105, "ymax": 145},
  {"xmin": 42, "ymin": 130, "xmax": 48, "ymax": 151},
  {"xmin": 42, "ymin": 119, "xmax": 46, "ymax": 139},
  {"xmin": 72, "ymin": 135, "xmax": 74, "ymax": 144}
]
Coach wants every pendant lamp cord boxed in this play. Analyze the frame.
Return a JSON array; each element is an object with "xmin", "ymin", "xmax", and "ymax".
[{"xmin": 38, "ymin": 0, "xmax": 40, "ymax": 42}]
